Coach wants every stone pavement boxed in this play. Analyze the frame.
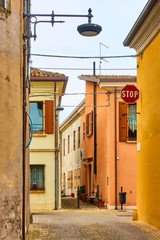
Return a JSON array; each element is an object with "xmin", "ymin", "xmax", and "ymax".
[{"xmin": 27, "ymin": 198, "xmax": 160, "ymax": 240}]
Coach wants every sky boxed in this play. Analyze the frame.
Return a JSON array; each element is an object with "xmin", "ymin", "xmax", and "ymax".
[{"xmin": 30, "ymin": 0, "xmax": 148, "ymax": 122}]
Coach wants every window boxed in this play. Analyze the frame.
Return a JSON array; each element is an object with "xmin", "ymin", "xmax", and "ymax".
[
  {"xmin": 73, "ymin": 130, "xmax": 76, "ymax": 151},
  {"xmin": 86, "ymin": 111, "xmax": 93, "ymax": 136},
  {"xmin": 83, "ymin": 122, "xmax": 85, "ymax": 142},
  {"xmin": 30, "ymin": 165, "xmax": 45, "ymax": 191},
  {"xmin": 74, "ymin": 168, "xmax": 81, "ymax": 189},
  {"xmin": 86, "ymin": 114, "xmax": 89, "ymax": 135},
  {"xmin": 63, "ymin": 139, "xmax": 65, "ymax": 156},
  {"xmin": 0, "ymin": 0, "xmax": 6, "ymax": 8},
  {"xmin": 78, "ymin": 127, "xmax": 80, "ymax": 148},
  {"xmin": 119, "ymin": 102, "xmax": 137, "ymax": 142},
  {"xmin": 29, "ymin": 100, "xmax": 54, "ymax": 134},
  {"xmin": 0, "ymin": 0, "xmax": 10, "ymax": 10},
  {"xmin": 67, "ymin": 171, "xmax": 73, "ymax": 189},
  {"xmin": 128, "ymin": 104, "xmax": 137, "ymax": 140},
  {"xmin": 30, "ymin": 102, "xmax": 43, "ymax": 132},
  {"xmin": 68, "ymin": 135, "xmax": 70, "ymax": 154}
]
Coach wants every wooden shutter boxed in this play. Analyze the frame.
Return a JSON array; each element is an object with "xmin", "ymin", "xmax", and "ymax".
[
  {"xmin": 45, "ymin": 100, "xmax": 54, "ymax": 134},
  {"xmin": 90, "ymin": 111, "xmax": 93, "ymax": 134},
  {"xmin": 86, "ymin": 114, "xmax": 89, "ymax": 135},
  {"xmin": 74, "ymin": 169, "xmax": 77, "ymax": 189},
  {"xmin": 67, "ymin": 171, "xmax": 70, "ymax": 189},
  {"xmin": 119, "ymin": 102, "xmax": 127, "ymax": 142}
]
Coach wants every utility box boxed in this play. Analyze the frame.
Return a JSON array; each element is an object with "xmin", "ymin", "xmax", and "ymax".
[{"xmin": 119, "ymin": 192, "xmax": 126, "ymax": 204}]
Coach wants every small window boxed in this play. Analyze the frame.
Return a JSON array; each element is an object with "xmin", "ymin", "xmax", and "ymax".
[
  {"xmin": 30, "ymin": 102, "xmax": 43, "ymax": 132},
  {"xmin": 30, "ymin": 165, "xmax": 45, "ymax": 191},
  {"xmin": 67, "ymin": 171, "xmax": 73, "ymax": 189},
  {"xmin": 0, "ymin": 0, "xmax": 10, "ymax": 10},
  {"xmin": 128, "ymin": 104, "xmax": 137, "ymax": 141},
  {"xmin": 68, "ymin": 135, "xmax": 70, "ymax": 154},
  {"xmin": 78, "ymin": 127, "xmax": 80, "ymax": 148},
  {"xmin": 73, "ymin": 130, "xmax": 76, "ymax": 151},
  {"xmin": 119, "ymin": 102, "xmax": 137, "ymax": 142},
  {"xmin": 86, "ymin": 111, "xmax": 93, "ymax": 136},
  {"xmin": 0, "ymin": 0, "xmax": 6, "ymax": 8}
]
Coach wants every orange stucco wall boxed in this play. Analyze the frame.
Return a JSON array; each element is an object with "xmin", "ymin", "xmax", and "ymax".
[{"xmin": 81, "ymin": 81, "xmax": 137, "ymax": 208}]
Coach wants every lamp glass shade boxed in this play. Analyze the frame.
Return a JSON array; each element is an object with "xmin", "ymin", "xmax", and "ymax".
[{"xmin": 77, "ymin": 23, "xmax": 102, "ymax": 37}]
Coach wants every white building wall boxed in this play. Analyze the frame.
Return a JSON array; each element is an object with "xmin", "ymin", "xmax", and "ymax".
[{"xmin": 61, "ymin": 117, "xmax": 81, "ymax": 196}]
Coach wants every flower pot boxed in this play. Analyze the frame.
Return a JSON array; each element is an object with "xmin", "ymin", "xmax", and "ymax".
[{"xmin": 81, "ymin": 193, "xmax": 87, "ymax": 202}]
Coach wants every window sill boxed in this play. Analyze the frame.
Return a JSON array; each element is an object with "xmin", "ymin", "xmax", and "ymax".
[
  {"xmin": 33, "ymin": 134, "xmax": 47, "ymax": 137},
  {"xmin": 30, "ymin": 190, "xmax": 45, "ymax": 193},
  {"xmin": 126, "ymin": 141, "xmax": 137, "ymax": 143}
]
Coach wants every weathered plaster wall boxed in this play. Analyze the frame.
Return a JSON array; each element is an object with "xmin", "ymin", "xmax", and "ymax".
[
  {"xmin": 137, "ymin": 32, "xmax": 160, "ymax": 228},
  {"xmin": 0, "ymin": 0, "xmax": 25, "ymax": 239}
]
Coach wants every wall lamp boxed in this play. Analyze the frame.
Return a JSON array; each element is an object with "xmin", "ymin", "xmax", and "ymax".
[{"xmin": 23, "ymin": 8, "xmax": 102, "ymax": 40}]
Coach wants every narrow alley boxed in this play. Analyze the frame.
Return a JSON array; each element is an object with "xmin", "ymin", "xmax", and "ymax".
[{"xmin": 27, "ymin": 198, "xmax": 160, "ymax": 240}]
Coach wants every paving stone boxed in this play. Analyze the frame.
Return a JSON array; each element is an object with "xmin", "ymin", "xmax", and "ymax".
[{"xmin": 27, "ymin": 198, "xmax": 160, "ymax": 240}]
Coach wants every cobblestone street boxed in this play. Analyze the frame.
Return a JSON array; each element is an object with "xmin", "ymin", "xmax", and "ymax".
[{"xmin": 27, "ymin": 198, "xmax": 160, "ymax": 240}]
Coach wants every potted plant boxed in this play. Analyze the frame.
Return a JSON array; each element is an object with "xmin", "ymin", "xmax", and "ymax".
[
  {"xmin": 94, "ymin": 197, "xmax": 105, "ymax": 207},
  {"xmin": 80, "ymin": 185, "xmax": 86, "ymax": 202},
  {"xmin": 32, "ymin": 183, "xmax": 37, "ymax": 190}
]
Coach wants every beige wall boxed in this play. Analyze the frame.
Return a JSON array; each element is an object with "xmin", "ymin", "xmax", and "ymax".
[{"xmin": 0, "ymin": 0, "xmax": 30, "ymax": 239}]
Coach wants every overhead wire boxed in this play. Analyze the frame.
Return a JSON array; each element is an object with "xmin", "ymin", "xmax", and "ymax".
[
  {"xmin": 31, "ymin": 53, "xmax": 138, "ymax": 59},
  {"xmin": 29, "ymin": 91, "xmax": 118, "ymax": 98},
  {"xmin": 33, "ymin": 67, "xmax": 136, "ymax": 71}
]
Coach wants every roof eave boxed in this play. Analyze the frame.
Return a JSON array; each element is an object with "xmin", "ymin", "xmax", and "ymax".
[{"xmin": 123, "ymin": 0, "xmax": 158, "ymax": 46}]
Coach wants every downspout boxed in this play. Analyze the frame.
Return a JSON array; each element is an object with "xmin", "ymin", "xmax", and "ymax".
[
  {"xmin": 114, "ymin": 88, "xmax": 117, "ymax": 209},
  {"xmin": 93, "ymin": 62, "xmax": 97, "ymax": 174},
  {"xmin": 22, "ymin": 45, "xmax": 27, "ymax": 240},
  {"xmin": 54, "ymin": 83, "xmax": 57, "ymax": 209}
]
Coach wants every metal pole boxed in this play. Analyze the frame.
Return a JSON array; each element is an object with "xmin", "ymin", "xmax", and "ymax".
[
  {"xmin": 77, "ymin": 186, "xmax": 80, "ymax": 209},
  {"xmin": 97, "ymin": 185, "xmax": 99, "ymax": 208},
  {"xmin": 121, "ymin": 186, "xmax": 123, "ymax": 210},
  {"xmin": 93, "ymin": 62, "xmax": 97, "ymax": 174},
  {"xmin": 115, "ymin": 88, "xmax": 117, "ymax": 209}
]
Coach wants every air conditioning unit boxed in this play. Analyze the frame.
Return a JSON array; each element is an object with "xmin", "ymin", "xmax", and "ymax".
[{"xmin": 80, "ymin": 149, "xmax": 85, "ymax": 159}]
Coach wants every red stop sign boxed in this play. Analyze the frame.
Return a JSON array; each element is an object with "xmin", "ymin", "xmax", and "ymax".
[{"xmin": 121, "ymin": 85, "xmax": 139, "ymax": 104}]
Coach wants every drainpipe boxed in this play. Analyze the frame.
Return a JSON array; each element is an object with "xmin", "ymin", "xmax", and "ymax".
[
  {"xmin": 22, "ymin": 46, "xmax": 26, "ymax": 240},
  {"xmin": 93, "ymin": 62, "xmax": 97, "ymax": 174},
  {"xmin": 54, "ymin": 83, "xmax": 57, "ymax": 209},
  {"xmin": 114, "ymin": 88, "xmax": 117, "ymax": 209}
]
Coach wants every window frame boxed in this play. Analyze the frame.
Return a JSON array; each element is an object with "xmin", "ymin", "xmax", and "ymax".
[
  {"xmin": 73, "ymin": 130, "xmax": 76, "ymax": 151},
  {"xmin": 30, "ymin": 164, "xmax": 45, "ymax": 191},
  {"xmin": 119, "ymin": 102, "xmax": 137, "ymax": 142},
  {"xmin": 127, "ymin": 103, "xmax": 137, "ymax": 141},
  {"xmin": 78, "ymin": 127, "xmax": 80, "ymax": 148},
  {"xmin": 0, "ymin": 0, "xmax": 6, "ymax": 8},
  {"xmin": 30, "ymin": 101, "xmax": 44, "ymax": 134}
]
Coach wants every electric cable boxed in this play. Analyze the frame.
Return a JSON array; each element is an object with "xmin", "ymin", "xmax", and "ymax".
[{"xmin": 31, "ymin": 53, "xmax": 138, "ymax": 59}]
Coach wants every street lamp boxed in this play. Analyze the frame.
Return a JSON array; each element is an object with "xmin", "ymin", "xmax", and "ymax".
[{"xmin": 23, "ymin": 8, "xmax": 102, "ymax": 40}]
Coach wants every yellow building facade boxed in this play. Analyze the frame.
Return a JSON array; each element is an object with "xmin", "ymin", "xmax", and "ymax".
[
  {"xmin": 124, "ymin": 0, "xmax": 160, "ymax": 228},
  {"xmin": 29, "ymin": 68, "xmax": 68, "ymax": 211}
]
